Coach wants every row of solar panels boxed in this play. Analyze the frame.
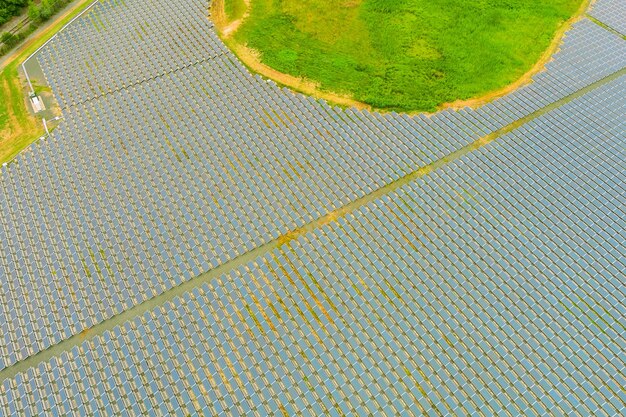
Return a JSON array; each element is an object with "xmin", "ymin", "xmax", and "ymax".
[
  {"xmin": 1, "ymin": 0, "xmax": 625, "ymax": 371},
  {"xmin": 1, "ymin": 74, "xmax": 623, "ymax": 416},
  {"xmin": 589, "ymin": 0, "xmax": 626, "ymax": 35},
  {"xmin": 37, "ymin": 0, "xmax": 227, "ymax": 108}
]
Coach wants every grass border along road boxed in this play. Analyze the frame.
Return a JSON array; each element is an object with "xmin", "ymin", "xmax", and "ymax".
[{"xmin": 0, "ymin": 0, "xmax": 97, "ymax": 166}]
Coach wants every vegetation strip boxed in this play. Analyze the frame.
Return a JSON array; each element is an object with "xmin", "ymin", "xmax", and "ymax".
[
  {"xmin": 1, "ymin": 65, "xmax": 623, "ymax": 383},
  {"xmin": 586, "ymin": 14, "xmax": 626, "ymax": 39}
]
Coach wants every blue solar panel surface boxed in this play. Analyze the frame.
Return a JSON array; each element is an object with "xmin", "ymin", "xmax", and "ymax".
[
  {"xmin": 1, "ymin": 74, "xmax": 624, "ymax": 417},
  {"xmin": 589, "ymin": 0, "xmax": 626, "ymax": 34},
  {"xmin": 1, "ymin": 0, "xmax": 625, "ymax": 371},
  {"xmin": 0, "ymin": 0, "xmax": 624, "ymax": 415}
]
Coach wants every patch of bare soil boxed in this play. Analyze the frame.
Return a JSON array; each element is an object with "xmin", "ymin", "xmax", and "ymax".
[{"xmin": 214, "ymin": 0, "xmax": 251, "ymax": 38}]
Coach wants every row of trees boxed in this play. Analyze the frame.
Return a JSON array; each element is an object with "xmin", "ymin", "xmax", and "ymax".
[
  {"xmin": 0, "ymin": 0, "xmax": 70, "ymax": 56},
  {"xmin": 0, "ymin": 0, "xmax": 29, "ymax": 26},
  {"xmin": 0, "ymin": 0, "xmax": 68, "ymax": 28},
  {"xmin": 28, "ymin": 0, "xmax": 69, "ymax": 23}
]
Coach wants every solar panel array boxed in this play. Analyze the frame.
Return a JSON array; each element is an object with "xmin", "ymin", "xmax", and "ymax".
[
  {"xmin": 589, "ymin": 0, "xmax": 626, "ymax": 35},
  {"xmin": 36, "ymin": 0, "xmax": 230, "ymax": 109},
  {"xmin": 1, "ymin": 0, "xmax": 625, "ymax": 372},
  {"xmin": 1, "ymin": 74, "xmax": 623, "ymax": 417}
]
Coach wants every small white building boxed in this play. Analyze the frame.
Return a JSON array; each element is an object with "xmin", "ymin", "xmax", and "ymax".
[{"xmin": 30, "ymin": 93, "xmax": 45, "ymax": 113}]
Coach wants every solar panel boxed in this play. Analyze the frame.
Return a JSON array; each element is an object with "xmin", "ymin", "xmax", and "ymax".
[{"xmin": 0, "ymin": 0, "xmax": 624, "ymax": 414}]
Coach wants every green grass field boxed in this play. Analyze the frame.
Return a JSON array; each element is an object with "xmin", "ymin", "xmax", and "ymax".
[
  {"xmin": 0, "ymin": 59, "xmax": 43, "ymax": 165},
  {"xmin": 224, "ymin": 0, "xmax": 247, "ymax": 21},
  {"xmin": 226, "ymin": 0, "xmax": 584, "ymax": 112}
]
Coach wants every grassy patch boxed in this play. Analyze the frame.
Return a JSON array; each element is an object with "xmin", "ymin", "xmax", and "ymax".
[
  {"xmin": 230, "ymin": 0, "xmax": 584, "ymax": 112},
  {"xmin": 224, "ymin": 0, "xmax": 247, "ymax": 21},
  {"xmin": 0, "ymin": 64, "xmax": 43, "ymax": 164}
]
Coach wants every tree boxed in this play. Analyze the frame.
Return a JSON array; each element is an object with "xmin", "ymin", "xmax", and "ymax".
[
  {"xmin": 39, "ymin": 0, "xmax": 55, "ymax": 21},
  {"xmin": 0, "ymin": 0, "xmax": 29, "ymax": 26},
  {"xmin": 27, "ymin": 0, "xmax": 39, "ymax": 21}
]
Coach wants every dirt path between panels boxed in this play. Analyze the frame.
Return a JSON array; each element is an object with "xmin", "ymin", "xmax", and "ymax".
[{"xmin": 211, "ymin": 0, "xmax": 595, "ymax": 114}]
